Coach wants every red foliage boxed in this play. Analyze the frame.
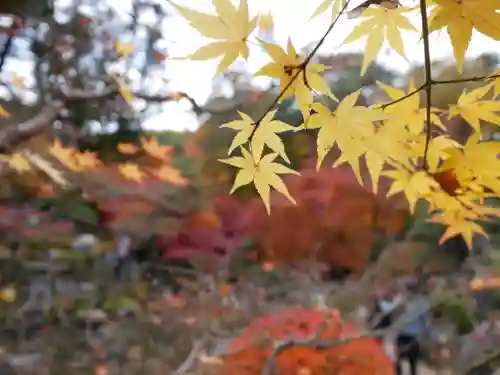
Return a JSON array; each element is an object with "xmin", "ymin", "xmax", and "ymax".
[
  {"xmin": 246, "ymin": 165, "xmax": 407, "ymax": 272},
  {"xmin": 221, "ymin": 307, "xmax": 394, "ymax": 375},
  {"xmin": 159, "ymin": 200, "xmax": 251, "ymax": 261}
]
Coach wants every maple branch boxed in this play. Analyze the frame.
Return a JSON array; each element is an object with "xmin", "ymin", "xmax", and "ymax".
[
  {"xmin": 379, "ymin": 83, "xmax": 426, "ymax": 109},
  {"xmin": 419, "ymin": 0, "xmax": 433, "ymax": 172},
  {"xmin": 61, "ymin": 84, "xmax": 237, "ymax": 117},
  {"xmin": 0, "ymin": 101, "xmax": 63, "ymax": 152},
  {"xmin": 248, "ymin": 0, "xmax": 352, "ymax": 140},
  {"xmin": 432, "ymin": 73, "xmax": 500, "ymax": 85}
]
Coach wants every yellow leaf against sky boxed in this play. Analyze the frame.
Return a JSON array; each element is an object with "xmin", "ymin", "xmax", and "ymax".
[
  {"xmin": 117, "ymin": 143, "xmax": 139, "ymax": 154},
  {"xmin": 141, "ymin": 136, "xmax": 173, "ymax": 161},
  {"xmin": 169, "ymin": 0, "xmax": 257, "ymax": 75},
  {"xmin": 8, "ymin": 153, "xmax": 31, "ymax": 173},
  {"xmin": 114, "ymin": 41, "xmax": 136, "ymax": 57},
  {"xmin": 118, "ymin": 162, "xmax": 144, "ymax": 183},
  {"xmin": 254, "ymin": 39, "xmax": 335, "ymax": 117},
  {"xmin": 376, "ymin": 80, "xmax": 445, "ymax": 135},
  {"xmin": 428, "ymin": 0, "xmax": 500, "ymax": 73},
  {"xmin": 0, "ymin": 104, "xmax": 10, "ymax": 118},
  {"xmin": 110, "ymin": 73, "xmax": 135, "ymax": 107},
  {"xmin": 310, "ymin": 0, "xmax": 348, "ymax": 21},
  {"xmin": 258, "ymin": 12, "xmax": 274, "ymax": 33},
  {"xmin": 219, "ymin": 147, "xmax": 299, "ymax": 214},
  {"xmin": 343, "ymin": 6, "xmax": 416, "ymax": 75},
  {"xmin": 155, "ymin": 165, "xmax": 189, "ymax": 187},
  {"xmin": 221, "ymin": 109, "xmax": 295, "ymax": 163},
  {"xmin": 448, "ymin": 83, "xmax": 500, "ymax": 134}
]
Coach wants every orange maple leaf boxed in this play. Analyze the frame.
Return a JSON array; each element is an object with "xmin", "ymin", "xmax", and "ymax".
[
  {"xmin": 118, "ymin": 162, "xmax": 144, "ymax": 182},
  {"xmin": 141, "ymin": 136, "xmax": 173, "ymax": 161},
  {"xmin": 155, "ymin": 165, "xmax": 189, "ymax": 186},
  {"xmin": 75, "ymin": 151, "xmax": 100, "ymax": 170},
  {"xmin": 49, "ymin": 139, "xmax": 79, "ymax": 171},
  {"xmin": 117, "ymin": 143, "xmax": 139, "ymax": 154}
]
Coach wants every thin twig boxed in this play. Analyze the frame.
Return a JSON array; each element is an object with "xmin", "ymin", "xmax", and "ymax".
[
  {"xmin": 419, "ymin": 0, "xmax": 433, "ymax": 171},
  {"xmin": 379, "ymin": 83, "xmax": 426, "ymax": 109},
  {"xmin": 248, "ymin": 0, "xmax": 352, "ymax": 140},
  {"xmin": 172, "ymin": 335, "xmax": 209, "ymax": 375},
  {"xmin": 433, "ymin": 73, "xmax": 500, "ymax": 85}
]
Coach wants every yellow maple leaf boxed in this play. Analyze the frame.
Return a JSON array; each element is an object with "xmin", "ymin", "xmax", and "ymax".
[
  {"xmin": 439, "ymin": 132, "xmax": 500, "ymax": 195},
  {"xmin": 155, "ymin": 165, "xmax": 189, "ymax": 187},
  {"xmin": 114, "ymin": 41, "xmax": 136, "ymax": 57},
  {"xmin": 221, "ymin": 109, "xmax": 295, "ymax": 162},
  {"xmin": 141, "ymin": 136, "xmax": 173, "ymax": 161},
  {"xmin": 258, "ymin": 12, "xmax": 274, "ymax": 33},
  {"xmin": 117, "ymin": 143, "xmax": 139, "ymax": 154},
  {"xmin": 110, "ymin": 73, "xmax": 135, "ymax": 107},
  {"xmin": 75, "ymin": 151, "xmax": 100, "ymax": 170},
  {"xmin": 310, "ymin": 0, "xmax": 348, "ymax": 21},
  {"xmin": 383, "ymin": 169, "xmax": 440, "ymax": 213},
  {"xmin": 0, "ymin": 105, "xmax": 10, "ymax": 118},
  {"xmin": 428, "ymin": 0, "xmax": 500, "ymax": 73},
  {"xmin": 49, "ymin": 139, "xmax": 80, "ymax": 171},
  {"xmin": 448, "ymin": 83, "xmax": 500, "ymax": 134},
  {"xmin": 169, "ymin": 0, "xmax": 257, "ymax": 75},
  {"xmin": 118, "ymin": 162, "xmax": 145, "ymax": 183},
  {"xmin": 254, "ymin": 39, "xmax": 336, "ymax": 116},
  {"xmin": 8, "ymin": 153, "xmax": 31, "ymax": 173},
  {"xmin": 376, "ymin": 80, "xmax": 445, "ymax": 135},
  {"xmin": 343, "ymin": 6, "xmax": 416, "ymax": 75},
  {"xmin": 406, "ymin": 134, "xmax": 460, "ymax": 173},
  {"xmin": 428, "ymin": 210, "xmax": 487, "ymax": 250},
  {"xmin": 219, "ymin": 147, "xmax": 299, "ymax": 214},
  {"xmin": 315, "ymin": 91, "xmax": 385, "ymax": 184}
]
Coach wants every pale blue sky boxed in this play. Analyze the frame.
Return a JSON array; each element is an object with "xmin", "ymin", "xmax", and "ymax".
[
  {"xmin": 1, "ymin": 0, "xmax": 498, "ymax": 132},
  {"xmin": 142, "ymin": 0, "xmax": 499, "ymax": 132}
]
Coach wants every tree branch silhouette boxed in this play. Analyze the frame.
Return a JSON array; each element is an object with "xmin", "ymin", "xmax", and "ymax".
[{"xmin": 248, "ymin": 0, "xmax": 352, "ymax": 140}]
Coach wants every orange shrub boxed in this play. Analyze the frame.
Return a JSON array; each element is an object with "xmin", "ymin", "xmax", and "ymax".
[
  {"xmin": 221, "ymin": 307, "xmax": 394, "ymax": 375},
  {"xmin": 247, "ymin": 165, "xmax": 408, "ymax": 273}
]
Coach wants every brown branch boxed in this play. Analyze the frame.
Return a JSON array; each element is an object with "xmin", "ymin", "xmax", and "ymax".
[
  {"xmin": 379, "ymin": 83, "xmax": 426, "ymax": 109},
  {"xmin": 0, "ymin": 101, "xmax": 63, "ymax": 152},
  {"xmin": 61, "ymin": 85, "xmax": 241, "ymax": 116},
  {"xmin": 419, "ymin": 0, "xmax": 433, "ymax": 171},
  {"xmin": 433, "ymin": 73, "xmax": 500, "ymax": 85}
]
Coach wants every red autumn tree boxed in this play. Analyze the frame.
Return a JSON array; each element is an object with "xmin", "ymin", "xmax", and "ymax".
[
  {"xmin": 246, "ymin": 163, "xmax": 408, "ymax": 273},
  {"xmin": 221, "ymin": 307, "xmax": 394, "ymax": 375}
]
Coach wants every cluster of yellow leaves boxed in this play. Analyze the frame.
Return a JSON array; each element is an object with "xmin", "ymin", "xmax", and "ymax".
[
  {"xmin": 155, "ymin": 0, "xmax": 500, "ymax": 246},
  {"xmin": 0, "ymin": 136, "xmax": 189, "ymax": 197},
  {"xmin": 0, "ymin": 150, "xmax": 69, "ymax": 187},
  {"xmin": 48, "ymin": 136, "xmax": 189, "ymax": 186}
]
